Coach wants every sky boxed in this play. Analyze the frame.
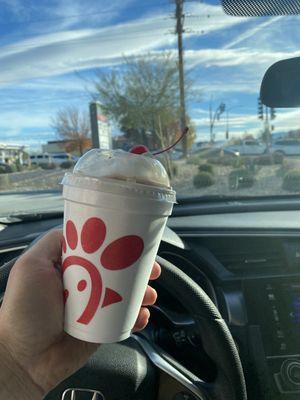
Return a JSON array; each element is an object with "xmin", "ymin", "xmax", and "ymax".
[{"xmin": 0, "ymin": 0, "xmax": 300, "ymax": 151}]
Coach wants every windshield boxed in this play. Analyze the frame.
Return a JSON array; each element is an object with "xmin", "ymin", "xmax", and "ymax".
[{"xmin": 0, "ymin": 0, "xmax": 299, "ymax": 215}]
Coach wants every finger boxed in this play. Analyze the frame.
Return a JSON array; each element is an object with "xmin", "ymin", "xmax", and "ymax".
[
  {"xmin": 142, "ymin": 286, "xmax": 157, "ymax": 306},
  {"xmin": 22, "ymin": 229, "xmax": 63, "ymax": 265},
  {"xmin": 132, "ymin": 307, "xmax": 150, "ymax": 332},
  {"xmin": 149, "ymin": 262, "xmax": 161, "ymax": 280}
]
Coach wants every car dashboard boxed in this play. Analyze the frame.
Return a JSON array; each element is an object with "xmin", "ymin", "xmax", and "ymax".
[{"xmin": 1, "ymin": 210, "xmax": 300, "ymax": 400}]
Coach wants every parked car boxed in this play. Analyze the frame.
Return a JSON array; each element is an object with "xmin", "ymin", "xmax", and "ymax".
[
  {"xmin": 270, "ymin": 139, "xmax": 300, "ymax": 156},
  {"xmin": 224, "ymin": 139, "xmax": 266, "ymax": 156},
  {"xmin": 29, "ymin": 153, "xmax": 54, "ymax": 165},
  {"xmin": 51, "ymin": 153, "xmax": 73, "ymax": 166}
]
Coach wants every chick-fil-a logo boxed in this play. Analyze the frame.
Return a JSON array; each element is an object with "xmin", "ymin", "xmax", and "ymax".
[{"xmin": 62, "ymin": 217, "xmax": 144, "ymax": 325}]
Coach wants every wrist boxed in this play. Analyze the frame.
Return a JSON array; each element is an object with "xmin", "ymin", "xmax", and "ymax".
[{"xmin": 0, "ymin": 342, "xmax": 44, "ymax": 400}]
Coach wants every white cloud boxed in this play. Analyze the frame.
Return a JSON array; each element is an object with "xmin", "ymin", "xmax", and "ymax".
[
  {"xmin": 0, "ymin": 110, "xmax": 50, "ymax": 130},
  {"xmin": 184, "ymin": 48, "xmax": 300, "ymax": 69},
  {"xmin": 0, "ymin": 19, "xmax": 172, "ymax": 87},
  {"xmin": 224, "ymin": 17, "xmax": 282, "ymax": 49},
  {"xmin": 195, "ymin": 81, "xmax": 259, "ymax": 95},
  {"xmin": 0, "ymin": 2, "xmax": 249, "ymax": 87}
]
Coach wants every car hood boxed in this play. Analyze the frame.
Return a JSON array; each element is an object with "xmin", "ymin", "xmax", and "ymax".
[{"xmin": 0, "ymin": 190, "xmax": 63, "ymax": 217}]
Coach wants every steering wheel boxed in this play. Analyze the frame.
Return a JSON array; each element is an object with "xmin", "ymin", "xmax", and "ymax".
[{"xmin": 0, "ymin": 244, "xmax": 247, "ymax": 400}]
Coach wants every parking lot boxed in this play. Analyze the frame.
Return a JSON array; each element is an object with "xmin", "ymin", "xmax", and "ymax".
[{"xmin": 0, "ymin": 168, "xmax": 66, "ymax": 192}]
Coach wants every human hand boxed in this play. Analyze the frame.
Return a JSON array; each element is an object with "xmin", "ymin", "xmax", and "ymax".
[{"xmin": 0, "ymin": 230, "xmax": 160, "ymax": 399}]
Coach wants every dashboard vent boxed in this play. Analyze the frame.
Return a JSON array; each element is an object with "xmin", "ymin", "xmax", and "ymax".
[{"xmin": 217, "ymin": 249, "xmax": 284, "ymax": 273}]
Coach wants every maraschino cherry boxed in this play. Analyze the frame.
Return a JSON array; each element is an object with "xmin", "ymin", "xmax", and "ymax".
[
  {"xmin": 129, "ymin": 127, "xmax": 189, "ymax": 156},
  {"xmin": 129, "ymin": 145, "xmax": 149, "ymax": 154}
]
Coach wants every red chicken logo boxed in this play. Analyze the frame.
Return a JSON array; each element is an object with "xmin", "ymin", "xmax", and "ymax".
[{"xmin": 62, "ymin": 217, "xmax": 144, "ymax": 325}]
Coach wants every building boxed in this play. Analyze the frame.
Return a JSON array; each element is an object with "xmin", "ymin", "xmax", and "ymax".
[
  {"xmin": 42, "ymin": 139, "xmax": 92, "ymax": 155},
  {"xmin": 42, "ymin": 140, "xmax": 73, "ymax": 154},
  {"xmin": 0, "ymin": 144, "xmax": 27, "ymax": 165}
]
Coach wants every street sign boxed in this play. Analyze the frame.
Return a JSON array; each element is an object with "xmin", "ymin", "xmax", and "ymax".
[{"xmin": 89, "ymin": 102, "xmax": 111, "ymax": 150}]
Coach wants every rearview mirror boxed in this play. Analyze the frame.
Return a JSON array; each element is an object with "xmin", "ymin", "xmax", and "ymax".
[{"xmin": 260, "ymin": 57, "xmax": 300, "ymax": 108}]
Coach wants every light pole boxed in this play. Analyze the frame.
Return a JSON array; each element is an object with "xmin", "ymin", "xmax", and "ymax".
[
  {"xmin": 258, "ymin": 97, "xmax": 276, "ymax": 150},
  {"xmin": 209, "ymin": 100, "xmax": 226, "ymax": 143},
  {"xmin": 226, "ymin": 110, "xmax": 229, "ymax": 140}
]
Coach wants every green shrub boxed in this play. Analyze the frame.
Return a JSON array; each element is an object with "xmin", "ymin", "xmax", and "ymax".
[
  {"xmin": 198, "ymin": 163, "xmax": 214, "ymax": 174},
  {"xmin": 273, "ymin": 152, "xmax": 284, "ymax": 164},
  {"xmin": 193, "ymin": 172, "xmax": 214, "ymax": 188},
  {"xmin": 60, "ymin": 161, "xmax": 75, "ymax": 169},
  {"xmin": 0, "ymin": 166, "xmax": 7, "ymax": 174},
  {"xmin": 40, "ymin": 163, "xmax": 56, "ymax": 170},
  {"xmin": 282, "ymin": 169, "xmax": 300, "ymax": 191},
  {"xmin": 229, "ymin": 169, "xmax": 255, "ymax": 190},
  {"xmin": 4, "ymin": 164, "xmax": 17, "ymax": 173}
]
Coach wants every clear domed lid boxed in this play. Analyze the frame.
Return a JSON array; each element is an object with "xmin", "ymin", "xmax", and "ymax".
[{"xmin": 73, "ymin": 149, "xmax": 171, "ymax": 188}]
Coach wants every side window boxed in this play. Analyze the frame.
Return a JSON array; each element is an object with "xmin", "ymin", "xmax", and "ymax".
[{"xmin": 37, "ymin": 155, "xmax": 43, "ymax": 159}]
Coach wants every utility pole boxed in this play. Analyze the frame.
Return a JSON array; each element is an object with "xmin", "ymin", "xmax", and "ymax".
[{"xmin": 175, "ymin": 0, "xmax": 188, "ymax": 157}]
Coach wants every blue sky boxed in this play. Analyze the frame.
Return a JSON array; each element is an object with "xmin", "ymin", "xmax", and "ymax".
[{"xmin": 0, "ymin": 0, "xmax": 300, "ymax": 151}]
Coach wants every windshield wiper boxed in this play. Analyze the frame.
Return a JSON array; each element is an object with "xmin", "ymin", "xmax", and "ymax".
[{"xmin": 0, "ymin": 211, "xmax": 63, "ymax": 224}]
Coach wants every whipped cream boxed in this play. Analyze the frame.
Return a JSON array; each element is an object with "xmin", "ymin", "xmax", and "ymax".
[{"xmin": 73, "ymin": 149, "xmax": 170, "ymax": 188}]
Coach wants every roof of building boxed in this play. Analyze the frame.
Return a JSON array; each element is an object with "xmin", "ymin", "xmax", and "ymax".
[
  {"xmin": 0, "ymin": 143, "xmax": 27, "ymax": 150},
  {"xmin": 47, "ymin": 140, "xmax": 72, "ymax": 144}
]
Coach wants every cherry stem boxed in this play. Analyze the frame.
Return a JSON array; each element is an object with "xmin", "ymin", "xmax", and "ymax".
[{"xmin": 152, "ymin": 127, "xmax": 189, "ymax": 156}]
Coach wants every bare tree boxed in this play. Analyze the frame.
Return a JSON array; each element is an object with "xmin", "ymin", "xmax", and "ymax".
[{"xmin": 51, "ymin": 107, "xmax": 91, "ymax": 155}]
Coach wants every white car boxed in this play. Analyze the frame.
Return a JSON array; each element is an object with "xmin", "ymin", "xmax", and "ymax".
[
  {"xmin": 224, "ymin": 139, "xmax": 266, "ymax": 156},
  {"xmin": 29, "ymin": 153, "xmax": 54, "ymax": 165},
  {"xmin": 271, "ymin": 139, "xmax": 300, "ymax": 156},
  {"xmin": 51, "ymin": 153, "xmax": 73, "ymax": 165}
]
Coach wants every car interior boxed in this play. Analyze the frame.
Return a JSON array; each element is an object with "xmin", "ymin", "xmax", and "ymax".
[{"xmin": 2, "ymin": 0, "xmax": 300, "ymax": 399}]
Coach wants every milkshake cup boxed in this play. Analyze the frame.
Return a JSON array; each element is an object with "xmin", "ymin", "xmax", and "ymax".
[{"xmin": 61, "ymin": 149, "xmax": 176, "ymax": 343}]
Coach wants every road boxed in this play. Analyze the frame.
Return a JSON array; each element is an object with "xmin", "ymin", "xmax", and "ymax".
[{"xmin": 0, "ymin": 169, "xmax": 66, "ymax": 192}]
